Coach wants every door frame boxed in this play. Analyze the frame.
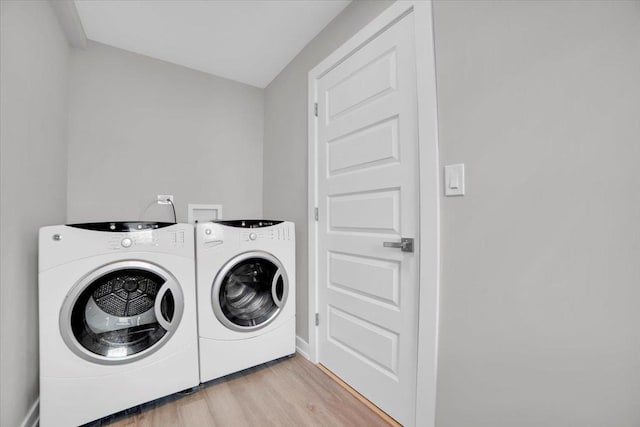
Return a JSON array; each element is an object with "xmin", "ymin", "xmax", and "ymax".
[{"xmin": 307, "ymin": 1, "xmax": 440, "ymax": 426}]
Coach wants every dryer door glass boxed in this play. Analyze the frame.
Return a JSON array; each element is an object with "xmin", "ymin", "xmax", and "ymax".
[
  {"xmin": 217, "ymin": 256, "xmax": 285, "ymax": 329},
  {"xmin": 68, "ymin": 267, "xmax": 179, "ymax": 361}
]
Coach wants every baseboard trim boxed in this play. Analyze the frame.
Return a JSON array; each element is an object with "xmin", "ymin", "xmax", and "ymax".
[
  {"xmin": 295, "ymin": 336, "xmax": 310, "ymax": 360},
  {"xmin": 20, "ymin": 397, "xmax": 39, "ymax": 427}
]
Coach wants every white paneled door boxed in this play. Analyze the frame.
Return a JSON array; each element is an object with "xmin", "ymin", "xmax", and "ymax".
[{"xmin": 315, "ymin": 12, "xmax": 420, "ymax": 426}]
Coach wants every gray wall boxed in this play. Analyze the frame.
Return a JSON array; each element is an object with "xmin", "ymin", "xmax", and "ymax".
[
  {"xmin": 0, "ymin": 1, "xmax": 69, "ymax": 426},
  {"xmin": 265, "ymin": 0, "xmax": 640, "ymax": 425},
  {"xmin": 67, "ymin": 42, "xmax": 264, "ymax": 223},
  {"xmin": 263, "ymin": 0, "xmax": 394, "ymax": 343},
  {"xmin": 2, "ymin": 1, "xmax": 637, "ymax": 426},
  {"xmin": 433, "ymin": 1, "xmax": 640, "ymax": 426}
]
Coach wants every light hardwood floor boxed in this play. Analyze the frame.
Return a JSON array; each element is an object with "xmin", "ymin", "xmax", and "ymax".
[{"xmin": 88, "ymin": 354, "xmax": 392, "ymax": 427}]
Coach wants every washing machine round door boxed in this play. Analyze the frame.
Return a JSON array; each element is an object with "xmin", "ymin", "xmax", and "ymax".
[
  {"xmin": 212, "ymin": 251, "xmax": 288, "ymax": 331},
  {"xmin": 60, "ymin": 261, "xmax": 184, "ymax": 364}
]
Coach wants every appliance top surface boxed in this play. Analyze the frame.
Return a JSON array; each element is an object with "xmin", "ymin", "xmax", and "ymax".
[
  {"xmin": 68, "ymin": 221, "xmax": 175, "ymax": 232},
  {"xmin": 213, "ymin": 220, "xmax": 283, "ymax": 228}
]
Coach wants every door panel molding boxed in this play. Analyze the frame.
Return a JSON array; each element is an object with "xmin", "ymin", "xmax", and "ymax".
[{"xmin": 308, "ymin": 2, "xmax": 440, "ymax": 427}]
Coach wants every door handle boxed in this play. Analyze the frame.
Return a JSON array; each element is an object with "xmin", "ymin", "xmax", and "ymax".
[{"xmin": 383, "ymin": 238, "xmax": 414, "ymax": 253}]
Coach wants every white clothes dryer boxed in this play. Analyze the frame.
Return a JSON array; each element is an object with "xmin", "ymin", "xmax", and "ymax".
[
  {"xmin": 196, "ymin": 220, "xmax": 295, "ymax": 383},
  {"xmin": 39, "ymin": 222, "xmax": 199, "ymax": 427}
]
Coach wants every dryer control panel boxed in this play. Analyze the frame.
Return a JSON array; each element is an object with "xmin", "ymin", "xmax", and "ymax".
[
  {"xmin": 106, "ymin": 230, "xmax": 186, "ymax": 250},
  {"xmin": 39, "ymin": 223, "xmax": 194, "ymax": 272},
  {"xmin": 68, "ymin": 221, "xmax": 173, "ymax": 232},
  {"xmin": 211, "ymin": 219, "xmax": 292, "ymax": 242},
  {"xmin": 240, "ymin": 225, "xmax": 292, "ymax": 242},
  {"xmin": 199, "ymin": 220, "xmax": 293, "ymax": 250},
  {"xmin": 66, "ymin": 221, "xmax": 186, "ymax": 250},
  {"xmin": 214, "ymin": 220, "xmax": 282, "ymax": 228}
]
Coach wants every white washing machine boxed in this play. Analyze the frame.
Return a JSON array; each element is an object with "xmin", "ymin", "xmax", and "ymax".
[
  {"xmin": 38, "ymin": 222, "xmax": 199, "ymax": 427},
  {"xmin": 196, "ymin": 220, "xmax": 295, "ymax": 383}
]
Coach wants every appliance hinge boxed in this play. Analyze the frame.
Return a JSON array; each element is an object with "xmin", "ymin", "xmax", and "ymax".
[
  {"xmin": 314, "ymin": 207, "xmax": 319, "ymax": 221},
  {"xmin": 314, "ymin": 102, "xmax": 318, "ymax": 117},
  {"xmin": 315, "ymin": 312, "xmax": 319, "ymax": 326}
]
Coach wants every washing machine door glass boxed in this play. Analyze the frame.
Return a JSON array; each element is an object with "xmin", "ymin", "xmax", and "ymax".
[
  {"xmin": 61, "ymin": 261, "xmax": 184, "ymax": 364},
  {"xmin": 213, "ymin": 251, "xmax": 288, "ymax": 331}
]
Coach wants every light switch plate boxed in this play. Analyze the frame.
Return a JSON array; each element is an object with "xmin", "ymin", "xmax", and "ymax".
[{"xmin": 444, "ymin": 164, "xmax": 465, "ymax": 196}]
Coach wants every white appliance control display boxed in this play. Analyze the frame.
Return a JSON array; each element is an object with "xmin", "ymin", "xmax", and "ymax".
[
  {"xmin": 242, "ymin": 231, "xmax": 269, "ymax": 241},
  {"xmin": 240, "ymin": 227, "xmax": 292, "ymax": 242},
  {"xmin": 107, "ymin": 230, "xmax": 187, "ymax": 249}
]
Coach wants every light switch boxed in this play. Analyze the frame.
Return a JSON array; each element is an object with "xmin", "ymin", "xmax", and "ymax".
[
  {"xmin": 444, "ymin": 164, "xmax": 465, "ymax": 196},
  {"xmin": 449, "ymin": 174, "xmax": 460, "ymax": 189}
]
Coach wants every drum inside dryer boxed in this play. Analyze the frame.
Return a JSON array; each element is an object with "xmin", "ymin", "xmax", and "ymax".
[
  {"xmin": 62, "ymin": 263, "xmax": 183, "ymax": 362},
  {"xmin": 213, "ymin": 252, "xmax": 288, "ymax": 331}
]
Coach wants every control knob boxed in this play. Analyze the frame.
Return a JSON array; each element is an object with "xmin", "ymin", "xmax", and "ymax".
[{"xmin": 121, "ymin": 238, "xmax": 133, "ymax": 248}]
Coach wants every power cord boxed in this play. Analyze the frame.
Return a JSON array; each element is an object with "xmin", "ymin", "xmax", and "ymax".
[
  {"xmin": 139, "ymin": 197, "xmax": 177, "ymax": 223},
  {"xmin": 166, "ymin": 198, "xmax": 177, "ymax": 224}
]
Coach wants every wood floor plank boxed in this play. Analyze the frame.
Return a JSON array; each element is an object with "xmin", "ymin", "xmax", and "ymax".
[
  {"xmin": 318, "ymin": 363, "xmax": 402, "ymax": 427},
  {"xmin": 265, "ymin": 357, "xmax": 346, "ymax": 426},
  {"xmin": 289, "ymin": 356, "xmax": 390, "ymax": 427},
  {"xmin": 223, "ymin": 364, "xmax": 299, "ymax": 427},
  {"xmin": 105, "ymin": 417, "xmax": 137, "ymax": 427},
  {"xmin": 178, "ymin": 396, "xmax": 217, "ymax": 426},
  {"xmin": 204, "ymin": 381, "xmax": 253, "ymax": 426},
  {"xmin": 100, "ymin": 353, "xmax": 394, "ymax": 427},
  {"xmin": 131, "ymin": 410, "xmax": 155, "ymax": 427},
  {"xmin": 149, "ymin": 396, "xmax": 181, "ymax": 427}
]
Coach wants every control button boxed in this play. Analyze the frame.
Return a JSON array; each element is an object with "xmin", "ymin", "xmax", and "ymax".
[
  {"xmin": 205, "ymin": 229, "xmax": 212, "ymax": 235},
  {"xmin": 52, "ymin": 234, "xmax": 62, "ymax": 241},
  {"xmin": 121, "ymin": 238, "xmax": 133, "ymax": 248},
  {"xmin": 249, "ymin": 232, "xmax": 257, "ymax": 241},
  {"xmin": 109, "ymin": 223, "xmax": 116, "ymax": 230}
]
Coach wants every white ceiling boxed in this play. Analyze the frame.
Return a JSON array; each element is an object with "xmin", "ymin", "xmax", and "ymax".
[{"xmin": 73, "ymin": 0, "xmax": 351, "ymax": 88}]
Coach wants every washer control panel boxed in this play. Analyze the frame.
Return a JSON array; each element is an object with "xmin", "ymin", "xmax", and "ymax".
[
  {"xmin": 40, "ymin": 224, "xmax": 193, "ymax": 272},
  {"xmin": 107, "ymin": 229, "xmax": 185, "ymax": 250},
  {"xmin": 240, "ymin": 223, "xmax": 292, "ymax": 242},
  {"xmin": 200, "ymin": 220, "xmax": 292, "ymax": 248},
  {"xmin": 215, "ymin": 219, "xmax": 282, "ymax": 228},
  {"xmin": 68, "ymin": 221, "xmax": 173, "ymax": 232}
]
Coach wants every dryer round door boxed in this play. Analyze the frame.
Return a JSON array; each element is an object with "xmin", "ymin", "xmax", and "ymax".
[
  {"xmin": 212, "ymin": 251, "xmax": 289, "ymax": 332},
  {"xmin": 60, "ymin": 260, "xmax": 184, "ymax": 364}
]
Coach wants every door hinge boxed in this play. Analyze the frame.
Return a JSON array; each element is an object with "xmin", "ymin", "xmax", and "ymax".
[
  {"xmin": 314, "ymin": 207, "xmax": 319, "ymax": 221},
  {"xmin": 314, "ymin": 103, "xmax": 318, "ymax": 117},
  {"xmin": 315, "ymin": 313, "xmax": 319, "ymax": 326}
]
